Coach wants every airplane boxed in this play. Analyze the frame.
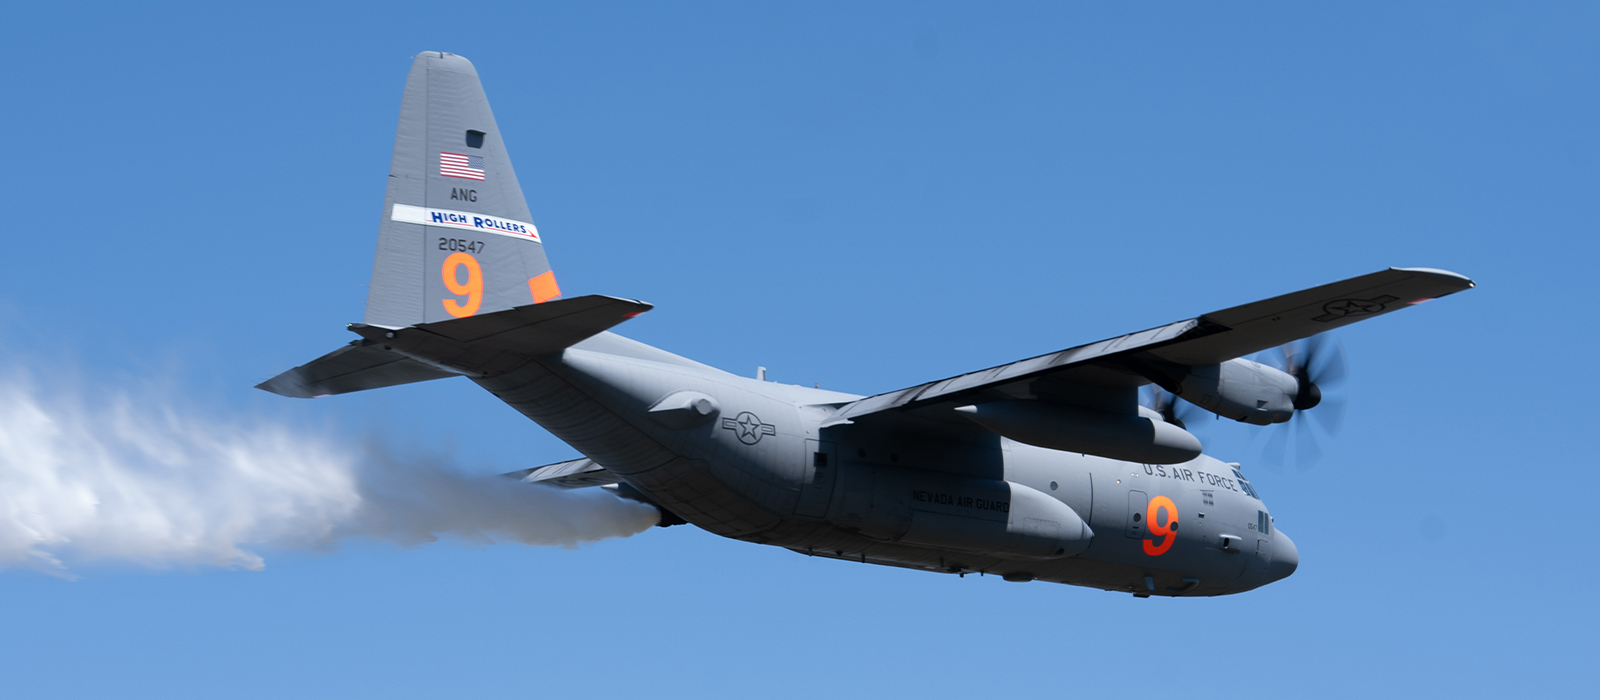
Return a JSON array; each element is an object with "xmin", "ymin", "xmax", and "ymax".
[{"xmin": 260, "ymin": 51, "xmax": 1474, "ymax": 598}]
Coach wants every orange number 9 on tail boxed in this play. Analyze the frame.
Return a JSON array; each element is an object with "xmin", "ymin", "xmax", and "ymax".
[{"xmin": 441, "ymin": 252, "xmax": 483, "ymax": 318}]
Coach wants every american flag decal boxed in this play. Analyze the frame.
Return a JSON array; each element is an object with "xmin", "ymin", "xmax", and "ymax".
[{"xmin": 439, "ymin": 152, "xmax": 485, "ymax": 180}]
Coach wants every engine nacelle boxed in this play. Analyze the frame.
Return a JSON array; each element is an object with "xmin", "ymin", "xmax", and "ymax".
[
  {"xmin": 1178, "ymin": 358, "xmax": 1298, "ymax": 425},
  {"xmin": 955, "ymin": 400, "xmax": 1202, "ymax": 464},
  {"xmin": 830, "ymin": 465, "xmax": 1093, "ymax": 560}
]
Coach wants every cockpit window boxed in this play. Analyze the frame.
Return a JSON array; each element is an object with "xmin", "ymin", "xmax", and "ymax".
[{"xmin": 1232, "ymin": 468, "xmax": 1261, "ymax": 500}]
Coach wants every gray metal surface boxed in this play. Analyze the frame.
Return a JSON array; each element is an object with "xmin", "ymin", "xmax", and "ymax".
[
  {"xmin": 511, "ymin": 457, "xmax": 618, "ymax": 489},
  {"xmin": 348, "ymin": 294, "xmax": 651, "ymax": 377},
  {"xmin": 366, "ymin": 52, "xmax": 557, "ymax": 329},
  {"xmin": 825, "ymin": 267, "xmax": 1474, "ymax": 427},
  {"xmin": 260, "ymin": 51, "xmax": 1476, "ymax": 598},
  {"xmin": 256, "ymin": 341, "xmax": 460, "ymax": 398}
]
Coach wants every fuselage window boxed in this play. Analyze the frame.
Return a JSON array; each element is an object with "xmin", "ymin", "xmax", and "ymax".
[{"xmin": 1257, "ymin": 510, "xmax": 1272, "ymax": 535}]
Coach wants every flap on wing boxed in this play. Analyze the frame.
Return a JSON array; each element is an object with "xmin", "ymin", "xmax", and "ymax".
[
  {"xmin": 505, "ymin": 457, "xmax": 619, "ymax": 489},
  {"xmin": 826, "ymin": 267, "xmax": 1473, "ymax": 425},
  {"xmin": 257, "ymin": 342, "xmax": 462, "ymax": 398}
]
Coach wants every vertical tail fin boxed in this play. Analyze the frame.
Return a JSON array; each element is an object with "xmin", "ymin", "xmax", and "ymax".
[{"xmin": 364, "ymin": 51, "xmax": 560, "ymax": 329}]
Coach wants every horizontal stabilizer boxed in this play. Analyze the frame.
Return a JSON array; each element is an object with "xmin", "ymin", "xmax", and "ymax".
[
  {"xmin": 257, "ymin": 342, "xmax": 462, "ymax": 398},
  {"xmin": 505, "ymin": 457, "xmax": 619, "ymax": 489},
  {"xmin": 348, "ymin": 294, "xmax": 652, "ymax": 376},
  {"xmin": 260, "ymin": 294, "xmax": 650, "ymax": 399}
]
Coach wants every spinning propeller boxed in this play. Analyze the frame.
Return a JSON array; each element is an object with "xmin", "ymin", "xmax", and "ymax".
[
  {"xmin": 1263, "ymin": 333, "xmax": 1349, "ymax": 468},
  {"xmin": 1140, "ymin": 333, "xmax": 1350, "ymax": 468},
  {"xmin": 1143, "ymin": 385, "xmax": 1204, "ymax": 431}
]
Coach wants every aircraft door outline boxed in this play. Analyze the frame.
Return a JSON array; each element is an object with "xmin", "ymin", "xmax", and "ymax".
[
  {"xmin": 796, "ymin": 439, "xmax": 835, "ymax": 518},
  {"xmin": 1126, "ymin": 490, "xmax": 1148, "ymax": 540}
]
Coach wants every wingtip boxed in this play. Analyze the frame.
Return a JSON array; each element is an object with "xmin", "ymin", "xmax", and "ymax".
[{"xmin": 1393, "ymin": 267, "xmax": 1476, "ymax": 290}]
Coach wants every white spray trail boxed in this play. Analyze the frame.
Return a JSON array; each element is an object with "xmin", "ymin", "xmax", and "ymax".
[{"xmin": 0, "ymin": 369, "xmax": 659, "ymax": 576}]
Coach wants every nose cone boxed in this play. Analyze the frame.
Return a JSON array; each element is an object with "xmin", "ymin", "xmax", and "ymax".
[{"xmin": 1268, "ymin": 531, "xmax": 1299, "ymax": 582}]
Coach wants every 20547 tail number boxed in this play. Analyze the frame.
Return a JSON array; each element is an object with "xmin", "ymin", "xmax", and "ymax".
[{"xmin": 439, "ymin": 237, "xmax": 486, "ymax": 254}]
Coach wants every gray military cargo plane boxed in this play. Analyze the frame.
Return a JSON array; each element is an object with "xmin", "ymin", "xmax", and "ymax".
[{"xmin": 260, "ymin": 52, "xmax": 1474, "ymax": 597}]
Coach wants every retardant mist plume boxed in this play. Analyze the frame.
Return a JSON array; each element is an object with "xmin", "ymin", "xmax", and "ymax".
[{"xmin": 0, "ymin": 369, "xmax": 659, "ymax": 577}]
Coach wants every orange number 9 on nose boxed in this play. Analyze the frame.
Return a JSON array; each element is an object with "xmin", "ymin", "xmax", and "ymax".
[
  {"xmin": 441, "ymin": 252, "xmax": 483, "ymax": 318},
  {"xmin": 1143, "ymin": 495, "xmax": 1179, "ymax": 556}
]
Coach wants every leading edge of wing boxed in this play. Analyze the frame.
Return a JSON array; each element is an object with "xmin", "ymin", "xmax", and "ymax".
[
  {"xmin": 1148, "ymin": 266, "xmax": 1475, "ymax": 366},
  {"xmin": 824, "ymin": 267, "xmax": 1474, "ymax": 426},
  {"xmin": 823, "ymin": 316, "xmax": 1205, "ymax": 426}
]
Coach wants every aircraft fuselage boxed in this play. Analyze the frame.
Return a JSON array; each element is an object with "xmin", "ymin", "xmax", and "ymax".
[{"xmin": 479, "ymin": 332, "xmax": 1298, "ymax": 597}]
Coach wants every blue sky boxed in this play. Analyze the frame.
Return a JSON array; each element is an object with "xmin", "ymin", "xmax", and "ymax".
[{"xmin": 1, "ymin": 2, "xmax": 1595, "ymax": 697}]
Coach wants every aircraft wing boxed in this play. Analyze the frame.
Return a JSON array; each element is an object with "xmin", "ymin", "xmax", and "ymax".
[{"xmin": 826, "ymin": 267, "xmax": 1473, "ymax": 425}]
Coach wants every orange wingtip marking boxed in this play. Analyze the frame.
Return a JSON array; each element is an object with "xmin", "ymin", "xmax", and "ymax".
[
  {"xmin": 623, "ymin": 311, "xmax": 644, "ymax": 318},
  {"xmin": 529, "ymin": 271, "xmax": 561, "ymax": 304}
]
